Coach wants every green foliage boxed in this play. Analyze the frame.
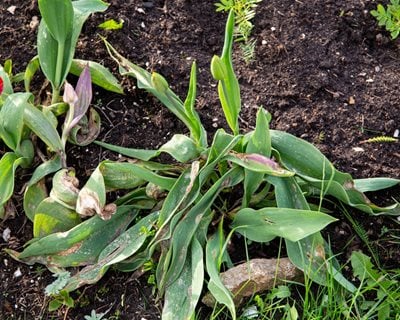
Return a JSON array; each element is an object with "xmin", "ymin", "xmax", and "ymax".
[
  {"xmin": 351, "ymin": 251, "xmax": 400, "ymax": 319},
  {"xmin": 48, "ymin": 290, "xmax": 74, "ymax": 311},
  {"xmin": 371, "ymin": 0, "xmax": 400, "ymax": 39},
  {"xmin": 98, "ymin": 19, "xmax": 124, "ymax": 30},
  {"xmin": 215, "ymin": 0, "xmax": 262, "ymax": 63},
  {"xmin": 0, "ymin": 0, "xmax": 121, "ymax": 218},
  {"xmin": 37, "ymin": 0, "xmax": 108, "ymax": 102},
  {"xmin": 3, "ymin": 8, "xmax": 400, "ymax": 320},
  {"xmin": 84, "ymin": 309, "xmax": 108, "ymax": 320}
]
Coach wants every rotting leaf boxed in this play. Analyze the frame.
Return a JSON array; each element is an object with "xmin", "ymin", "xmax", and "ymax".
[
  {"xmin": 100, "ymin": 203, "xmax": 117, "ymax": 221},
  {"xmin": 76, "ymin": 189, "xmax": 102, "ymax": 218}
]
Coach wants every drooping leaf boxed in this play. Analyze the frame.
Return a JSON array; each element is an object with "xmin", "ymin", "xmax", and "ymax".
[
  {"xmin": 98, "ymin": 161, "xmax": 145, "ymax": 190},
  {"xmin": 28, "ymin": 156, "xmax": 62, "ymax": 186},
  {"xmin": 98, "ymin": 161, "xmax": 176, "ymax": 191},
  {"xmin": 159, "ymin": 134, "xmax": 201, "ymax": 162},
  {"xmin": 271, "ymin": 130, "xmax": 400, "ymax": 215},
  {"xmin": 96, "ymin": 134, "xmax": 200, "ymax": 162},
  {"xmin": 103, "ymin": 39, "xmax": 205, "ymax": 145},
  {"xmin": 269, "ymin": 176, "xmax": 356, "ymax": 291},
  {"xmin": 232, "ymin": 207, "xmax": 337, "ymax": 242},
  {"xmin": 58, "ymin": 210, "xmax": 155, "ymax": 292},
  {"xmin": 353, "ymin": 177, "xmax": 400, "ymax": 192}
]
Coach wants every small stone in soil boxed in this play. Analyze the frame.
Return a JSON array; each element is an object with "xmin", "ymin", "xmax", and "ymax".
[{"xmin": 2, "ymin": 227, "xmax": 11, "ymax": 242}]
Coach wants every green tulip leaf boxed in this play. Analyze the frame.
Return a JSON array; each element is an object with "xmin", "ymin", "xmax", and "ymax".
[
  {"xmin": 70, "ymin": 59, "xmax": 124, "ymax": 93},
  {"xmin": 24, "ymin": 180, "xmax": 48, "ymax": 222},
  {"xmin": 33, "ymin": 198, "xmax": 81, "ymax": 238},
  {"xmin": 24, "ymin": 103, "xmax": 63, "ymax": 152},
  {"xmin": 232, "ymin": 207, "xmax": 337, "ymax": 243}
]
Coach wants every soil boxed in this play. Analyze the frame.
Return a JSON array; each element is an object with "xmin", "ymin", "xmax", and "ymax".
[{"xmin": 1, "ymin": 0, "xmax": 399, "ymax": 319}]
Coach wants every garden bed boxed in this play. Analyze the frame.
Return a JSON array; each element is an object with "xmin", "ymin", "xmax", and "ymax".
[{"xmin": 1, "ymin": 0, "xmax": 399, "ymax": 319}]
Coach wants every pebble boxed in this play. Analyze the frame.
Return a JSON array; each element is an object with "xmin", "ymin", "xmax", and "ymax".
[
  {"xmin": 2, "ymin": 227, "xmax": 11, "ymax": 242},
  {"xmin": 13, "ymin": 268, "xmax": 22, "ymax": 278},
  {"xmin": 29, "ymin": 16, "xmax": 39, "ymax": 30},
  {"xmin": 394, "ymin": 129, "xmax": 399, "ymax": 138},
  {"xmin": 7, "ymin": 6, "xmax": 16, "ymax": 14}
]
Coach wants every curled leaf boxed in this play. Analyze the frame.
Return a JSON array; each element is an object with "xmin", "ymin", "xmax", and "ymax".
[
  {"xmin": 68, "ymin": 107, "xmax": 101, "ymax": 146},
  {"xmin": 73, "ymin": 65, "xmax": 92, "ymax": 127},
  {"xmin": 63, "ymin": 66, "xmax": 94, "ymax": 146},
  {"xmin": 50, "ymin": 169, "xmax": 79, "ymax": 208},
  {"xmin": 100, "ymin": 203, "xmax": 117, "ymax": 221},
  {"xmin": 151, "ymin": 72, "xmax": 169, "ymax": 93},
  {"xmin": 76, "ymin": 189, "xmax": 102, "ymax": 218},
  {"xmin": 76, "ymin": 188, "xmax": 116, "ymax": 221}
]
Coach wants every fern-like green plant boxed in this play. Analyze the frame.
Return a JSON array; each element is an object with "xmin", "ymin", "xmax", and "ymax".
[
  {"xmin": 215, "ymin": 0, "xmax": 262, "ymax": 63},
  {"xmin": 371, "ymin": 0, "xmax": 400, "ymax": 39}
]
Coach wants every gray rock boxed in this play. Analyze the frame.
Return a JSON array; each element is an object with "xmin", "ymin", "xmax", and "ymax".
[{"xmin": 202, "ymin": 258, "xmax": 303, "ymax": 306}]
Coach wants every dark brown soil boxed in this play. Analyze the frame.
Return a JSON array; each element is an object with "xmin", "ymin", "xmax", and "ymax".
[{"xmin": 1, "ymin": 0, "xmax": 399, "ymax": 319}]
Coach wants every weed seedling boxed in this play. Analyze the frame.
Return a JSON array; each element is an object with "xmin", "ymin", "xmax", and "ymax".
[{"xmin": 371, "ymin": 0, "xmax": 400, "ymax": 39}]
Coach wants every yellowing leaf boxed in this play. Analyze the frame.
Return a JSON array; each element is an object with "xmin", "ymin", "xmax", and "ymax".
[{"xmin": 98, "ymin": 19, "xmax": 124, "ymax": 30}]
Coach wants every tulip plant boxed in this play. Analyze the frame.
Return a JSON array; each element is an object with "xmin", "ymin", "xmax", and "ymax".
[
  {"xmin": 0, "ymin": 0, "xmax": 123, "ymax": 218},
  {"xmin": 2, "ymin": 7, "xmax": 400, "ymax": 320}
]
